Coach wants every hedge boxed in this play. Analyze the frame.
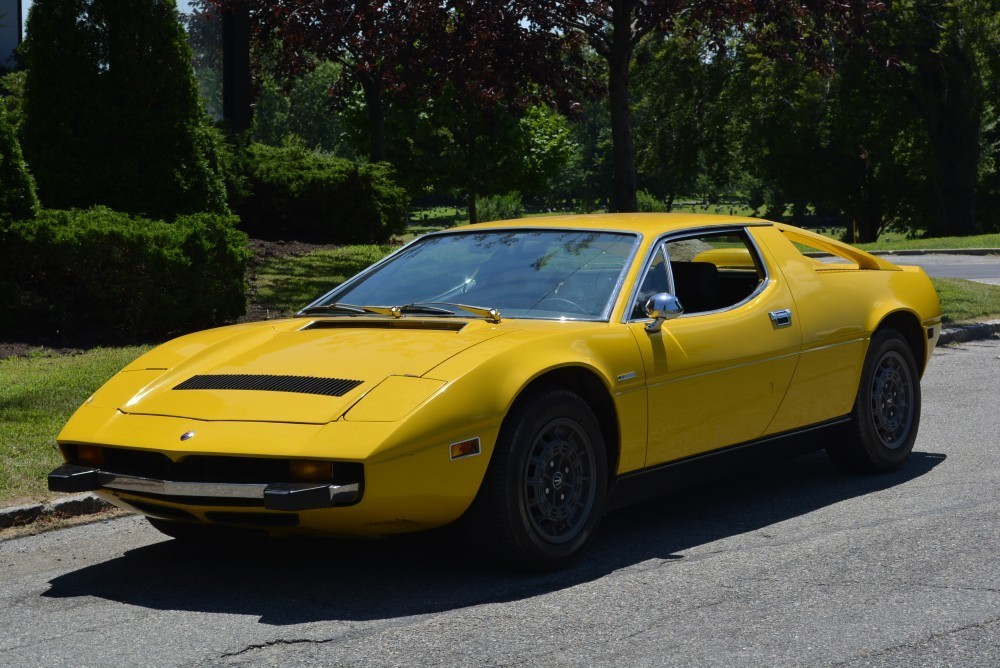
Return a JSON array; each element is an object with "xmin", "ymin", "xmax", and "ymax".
[
  {"xmin": 0, "ymin": 207, "xmax": 250, "ymax": 341},
  {"xmin": 235, "ymin": 143, "xmax": 408, "ymax": 243}
]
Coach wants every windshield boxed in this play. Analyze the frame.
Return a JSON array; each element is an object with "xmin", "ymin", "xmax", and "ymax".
[{"xmin": 314, "ymin": 229, "xmax": 638, "ymax": 320}]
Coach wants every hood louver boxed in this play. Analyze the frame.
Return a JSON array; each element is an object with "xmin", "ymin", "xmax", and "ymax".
[{"xmin": 173, "ymin": 374, "xmax": 363, "ymax": 398}]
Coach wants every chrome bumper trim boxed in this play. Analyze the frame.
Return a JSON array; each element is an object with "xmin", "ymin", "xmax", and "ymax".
[{"xmin": 47, "ymin": 464, "xmax": 360, "ymax": 511}]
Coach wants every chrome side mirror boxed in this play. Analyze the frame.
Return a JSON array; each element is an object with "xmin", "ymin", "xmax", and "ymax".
[{"xmin": 644, "ymin": 292, "xmax": 683, "ymax": 332}]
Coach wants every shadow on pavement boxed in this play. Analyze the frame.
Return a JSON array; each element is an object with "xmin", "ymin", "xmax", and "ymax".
[{"xmin": 43, "ymin": 450, "xmax": 945, "ymax": 625}]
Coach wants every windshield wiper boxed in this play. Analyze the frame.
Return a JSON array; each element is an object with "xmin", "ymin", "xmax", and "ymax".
[
  {"xmin": 299, "ymin": 302, "xmax": 373, "ymax": 315},
  {"xmin": 300, "ymin": 301, "xmax": 501, "ymax": 323},
  {"xmin": 407, "ymin": 301, "xmax": 502, "ymax": 323}
]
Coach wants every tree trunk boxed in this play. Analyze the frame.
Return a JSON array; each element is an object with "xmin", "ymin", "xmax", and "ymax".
[
  {"xmin": 467, "ymin": 191, "xmax": 478, "ymax": 225},
  {"xmin": 607, "ymin": 0, "xmax": 638, "ymax": 213},
  {"xmin": 361, "ymin": 74, "xmax": 386, "ymax": 163},
  {"xmin": 914, "ymin": 39, "xmax": 981, "ymax": 237}
]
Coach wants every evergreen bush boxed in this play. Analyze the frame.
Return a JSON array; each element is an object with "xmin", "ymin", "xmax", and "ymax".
[
  {"xmin": 0, "ymin": 109, "xmax": 39, "ymax": 221},
  {"xmin": 236, "ymin": 142, "xmax": 408, "ymax": 243},
  {"xmin": 477, "ymin": 192, "xmax": 524, "ymax": 222},
  {"xmin": 636, "ymin": 189, "xmax": 668, "ymax": 212},
  {"xmin": 0, "ymin": 207, "xmax": 250, "ymax": 340},
  {"xmin": 20, "ymin": 0, "xmax": 227, "ymax": 219}
]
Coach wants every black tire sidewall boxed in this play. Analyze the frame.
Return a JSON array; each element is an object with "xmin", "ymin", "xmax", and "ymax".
[
  {"xmin": 488, "ymin": 388, "xmax": 609, "ymax": 567},
  {"xmin": 850, "ymin": 329, "xmax": 921, "ymax": 471}
]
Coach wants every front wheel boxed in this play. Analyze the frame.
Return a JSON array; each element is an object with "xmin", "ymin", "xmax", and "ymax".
[
  {"xmin": 827, "ymin": 328, "xmax": 921, "ymax": 472},
  {"xmin": 464, "ymin": 388, "xmax": 608, "ymax": 569}
]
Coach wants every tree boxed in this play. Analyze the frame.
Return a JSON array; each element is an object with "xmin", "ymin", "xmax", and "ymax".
[
  {"xmin": 397, "ymin": 1, "xmax": 587, "ymax": 222},
  {"xmin": 631, "ymin": 31, "xmax": 734, "ymax": 208},
  {"xmin": 20, "ymin": 0, "xmax": 227, "ymax": 219},
  {"xmin": 891, "ymin": 0, "xmax": 1000, "ymax": 236},
  {"xmin": 209, "ymin": 0, "xmax": 430, "ymax": 163},
  {"xmin": 526, "ymin": 1, "xmax": 881, "ymax": 213}
]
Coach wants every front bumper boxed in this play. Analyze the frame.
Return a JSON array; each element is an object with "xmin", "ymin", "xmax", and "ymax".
[{"xmin": 48, "ymin": 464, "xmax": 361, "ymax": 511}]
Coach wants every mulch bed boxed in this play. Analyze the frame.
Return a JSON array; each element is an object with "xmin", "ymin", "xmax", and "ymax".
[{"xmin": 0, "ymin": 239, "xmax": 334, "ymax": 361}]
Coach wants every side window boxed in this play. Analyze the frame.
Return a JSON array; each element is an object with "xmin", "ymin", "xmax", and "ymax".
[{"xmin": 664, "ymin": 230, "xmax": 765, "ymax": 315}]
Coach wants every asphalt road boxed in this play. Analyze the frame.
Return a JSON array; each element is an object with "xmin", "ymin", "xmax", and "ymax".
[
  {"xmin": 889, "ymin": 253, "xmax": 1000, "ymax": 285},
  {"xmin": 2, "ymin": 340, "xmax": 999, "ymax": 667}
]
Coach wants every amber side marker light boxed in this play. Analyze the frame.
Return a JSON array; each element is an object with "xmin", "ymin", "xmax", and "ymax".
[
  {"xmin": 449, "ymin": 437, "xmax": 481, "ymax": 460},
  {"xmin": 289, "ymin": 460, "xmax": 333, "ymax": 481},
  {"xmin": 76, "ymin": 444, "xmax": 104, "ymax": 467}
]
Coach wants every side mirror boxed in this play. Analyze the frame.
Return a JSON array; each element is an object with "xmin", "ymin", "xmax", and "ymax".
[{"xmin": 644, "ymin": 292, "xmax": 683, "ymax": 332}]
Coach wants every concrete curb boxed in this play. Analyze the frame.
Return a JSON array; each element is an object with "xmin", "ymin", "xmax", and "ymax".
[
  {"xmin": 938, "ymin": 319, "xmax": 1000, "ymax": 346},
  {"xmin": 0, "ymin": 493, "xmax": 112, "ymax": 530}
]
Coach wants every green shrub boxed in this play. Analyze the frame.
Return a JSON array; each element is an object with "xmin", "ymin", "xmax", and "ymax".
[
  {"xmin": 477, "ymin": 192, "xmax": 524, "ymax": 222},
  {"xmin": 20, "ymin": 0, "xmax": 227, "ymax": 219},
  {"xmin": 236, "ymin": 143, "xmax": 408, "ymax": 243},
  {"xmin": 0, "ymin": 207, "xmax": 250, "ymax": 341},
  {"xmin": 636, "ymin": 189, "xmax": 668, "ymax": 212},
  {"xmin": 0, "ymin": 109, "xmax": 38, "ymax": 221}
]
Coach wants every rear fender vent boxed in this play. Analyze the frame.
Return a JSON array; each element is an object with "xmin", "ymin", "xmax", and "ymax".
[
  {"xmin": 174, "ymin": 374, "xmax": 363, "ymax": 397},
  {"xmin": 301, "ymin": 319, "xmax": 466, "ymax": 332}
]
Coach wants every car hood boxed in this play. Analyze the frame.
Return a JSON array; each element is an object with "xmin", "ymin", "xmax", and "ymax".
[{"xmin": 119, "ymin": 318, "xmax": 511, "ymax": 424}]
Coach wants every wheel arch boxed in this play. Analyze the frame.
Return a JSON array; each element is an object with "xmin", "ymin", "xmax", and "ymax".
[
  {"xmin": 873, "ymin": 310, "xmax": 927, "ymax": 374},
  {"xmin": 513, "ymin": 366, "xmax": 621, "ymax": 488}
]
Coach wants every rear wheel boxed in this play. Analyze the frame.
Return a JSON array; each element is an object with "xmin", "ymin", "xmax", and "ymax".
[
  {"xmin": 464, "ymin": 388, "xmax": 608, "ymax": 569},
  {"xmin": 827, "ymin": 328, "xmax": 921, "ymax": 472}
]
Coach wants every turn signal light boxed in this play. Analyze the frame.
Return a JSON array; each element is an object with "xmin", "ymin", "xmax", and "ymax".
[
  {"xmin": 449, "ymin": 437, "xmax": 481, "ymax": 460},
  {"xmin": 289, "ymin": 460, "xmax": 333, "ymax": 481},
  {"xmin": 76, "ymin": 444, "xmax": 104, "ymax": 467}
]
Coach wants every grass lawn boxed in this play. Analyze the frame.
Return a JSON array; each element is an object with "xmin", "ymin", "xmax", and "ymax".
[
  {"xmin": 859, "ymin": 232, "xmax": 1000, "ymax": 252},
  {"xmin": 932, "ymin": 278, "xmax": 1000, "ymax": 324},
  {"xmin": 0, "ymin": 346, "xmax": 151, "ymax": 503}
]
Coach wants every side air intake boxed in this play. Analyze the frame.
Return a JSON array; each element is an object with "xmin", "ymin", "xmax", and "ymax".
[{"xmin": 173, "ymin": 374, "xmax": 363, "ymax": 397}]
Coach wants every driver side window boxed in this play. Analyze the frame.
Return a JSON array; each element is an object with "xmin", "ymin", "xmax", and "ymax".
[{"xmin": 631, "ymin": 229, "xmax": 766, "ymax": 319}]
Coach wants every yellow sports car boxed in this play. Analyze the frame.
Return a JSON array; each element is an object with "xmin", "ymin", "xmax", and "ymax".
[{"xmin": 49, "ymin": 214, "xmax": 941, "ymax": 568}]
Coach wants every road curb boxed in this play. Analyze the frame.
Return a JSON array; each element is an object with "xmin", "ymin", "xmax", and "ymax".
[
  {"xmin": 0, "ymin": 493, "xmax": 112, "ymax": 530},
  {"xmin": 938, "ymin": 320, "xmax": 1000, "ymax": 346},
  {"xmin": 869, "ymin": 248, "xmax": 1000, "ymax": 256}
]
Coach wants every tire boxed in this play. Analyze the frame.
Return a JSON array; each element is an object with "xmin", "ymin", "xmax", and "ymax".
[
  {"xmin": 827, "ymin": 328, "xmax": 921, "ymax": 472},
  {"xmin": 464, "ymin": 388, "xmax": 608, "ymax": 570}
]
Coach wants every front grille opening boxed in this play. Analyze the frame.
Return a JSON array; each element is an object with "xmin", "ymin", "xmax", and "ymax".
[
  {"xmin": 205, "ymin": 512, "xmax": 299, "ymax": 527},
  {"xmin": 65, "ymin": 445, "xmax": 365, "ymax": 487}
]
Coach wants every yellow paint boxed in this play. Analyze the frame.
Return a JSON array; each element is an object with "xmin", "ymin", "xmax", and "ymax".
[{"xmin": 56, "ymin": 213, "xmax": 941, "ymax": 536}]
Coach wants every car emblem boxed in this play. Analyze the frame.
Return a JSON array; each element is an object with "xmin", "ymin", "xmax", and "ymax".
[{"xmin": 180, "ymin": 431, "xmax": 196, "ymax": 441}]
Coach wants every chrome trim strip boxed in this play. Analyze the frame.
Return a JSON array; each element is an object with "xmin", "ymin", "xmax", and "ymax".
[
  {"xmin": 48, "ymin": 465, "xmax": 360, "ymax": 508},
  {"xmin": 104, "ymin": 474, "xmax": 269, "ymax": 500}
]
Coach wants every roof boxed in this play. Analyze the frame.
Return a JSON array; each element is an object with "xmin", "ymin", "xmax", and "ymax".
[{"xmin": 465, "ymin": 212, "xmax": 769, "ymax": 235}]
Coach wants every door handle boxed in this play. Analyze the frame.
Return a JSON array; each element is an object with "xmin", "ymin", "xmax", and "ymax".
[{"xmin": 769, "ymin": 308, "xmax": 793, "ymax": 328}]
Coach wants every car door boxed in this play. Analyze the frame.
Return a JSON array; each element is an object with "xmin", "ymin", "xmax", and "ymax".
[{"xmin": 625, "ymin": 226, "xmax": 802, "ymax": 467}]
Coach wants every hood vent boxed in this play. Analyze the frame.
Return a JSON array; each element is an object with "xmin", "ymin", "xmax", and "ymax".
[
  {"xmin": 301, "ymin": 320, "xmax": 466, "ymax": 332},
  {"xmin": 174, "ymin": 374, "xmax": 363, "ymax": 397}
]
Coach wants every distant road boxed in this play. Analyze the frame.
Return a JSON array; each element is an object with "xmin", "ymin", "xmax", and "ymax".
[{"xmin": 885, "ymin": 253, "xmax": 1000, "ymax": 285}]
